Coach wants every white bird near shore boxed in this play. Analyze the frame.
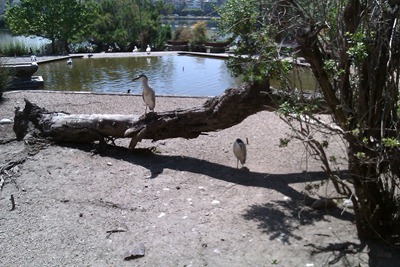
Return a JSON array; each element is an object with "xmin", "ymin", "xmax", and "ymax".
[
  {"xmin": 133, "ymin": 46, "xmax": 138, "ymax": 52},
  {"xmin": 132, "ymin": 74, "xmax": 155, "ymax": 113},
  {"xmin": 146, "ymin": 45, "xmax": 151, "ymax": 55},
  {"xmin": 233, "ymin": 138, "xmax": 247, "ymax": 169}
]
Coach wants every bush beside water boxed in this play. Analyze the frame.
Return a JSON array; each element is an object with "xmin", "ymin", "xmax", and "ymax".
[
  {"xmin": 0, "ymin": 37, "xmax": 43, "ymax": 56},
  {"xmin": 1, "ymin": 42, "xmax": 30, "ymax": 56}
]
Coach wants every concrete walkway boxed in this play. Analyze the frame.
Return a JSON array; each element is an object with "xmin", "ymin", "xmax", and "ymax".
[{"xmin": 1, "ymin": 51, "xmax": 231, "ymax": 65}]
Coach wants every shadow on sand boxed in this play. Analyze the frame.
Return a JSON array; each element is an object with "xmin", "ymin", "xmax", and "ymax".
[{"xmin": 73, "ymin": 143, "xmax": 399, "ymax": 267}]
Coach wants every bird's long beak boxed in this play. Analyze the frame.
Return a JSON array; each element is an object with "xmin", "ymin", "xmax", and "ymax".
[{"xmin": 132, "ymin": 76, "xmax": 140, "ymax": 81}]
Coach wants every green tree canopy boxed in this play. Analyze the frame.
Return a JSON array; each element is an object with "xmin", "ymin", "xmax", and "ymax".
[
  {"xmin": 218, "ymin": 0, "xmax": 284, "ymax": 82},
  {"xmin": 90, "ymin": 0, "xmax": 171, "ymax": 52},
  {"xmin": 90, "ymin": 0, "xmax": 140, "ymax": 51},
  {"xmin": 5, "ymin": 0, "xmax": 97, "ymax": 53},
  {"xmin": 136, "ymin": 0, "xmax": 172, "ymax": 51}
]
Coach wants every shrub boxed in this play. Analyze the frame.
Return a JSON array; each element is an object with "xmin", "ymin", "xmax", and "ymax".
[
  {"xmin": 191, "ymin": 21, "xmax": 208, "ymax": 44},
  {"xmin": 0, "ymin": 40, "xmax": 35, "ymax": 56},
  {"xmin": 172, "ymin": 26, "xmax": 192, "ymax": 42}
]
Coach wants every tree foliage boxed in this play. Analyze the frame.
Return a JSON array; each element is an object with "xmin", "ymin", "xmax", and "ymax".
[
  {"xmin": 218, "ymin": 0, "xmax": 288, "ymax": 82},
  {"xmin": 172, "ymin": 26, "xmax": 192, "ymax": 42},
  {"xmin": 191, "ymin": 21, "xmax": 208, "ymax": 44},
  {"xmin": 5, "ymin": 0, "xmax": 97, "ymax": 53},
  {"xmin": 89, "ymin": 0, "xmax": 171, "ymax": 51},
  {"xmin": 139, "ymin": 0, "xmax": 172, "ymax": 51},
  {"xmin": 89, "ymin": 0, "xmax": 142, "ymax": 51},
  {"xmin": 219, "ymin": 0, "xmax": 400, "ymax": 246}
]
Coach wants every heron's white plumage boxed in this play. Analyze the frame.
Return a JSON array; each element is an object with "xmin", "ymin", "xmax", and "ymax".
[
  {"xmin": 233, "ymin": 138, "xmax": 246, "ymax": 168},
  {"xmin": 146, "ymin": 45, "xmax": 151, "ymax": 54},
  {"xmin": 133, "ymin": 74, "xmax": 156, "ymax": 113}
]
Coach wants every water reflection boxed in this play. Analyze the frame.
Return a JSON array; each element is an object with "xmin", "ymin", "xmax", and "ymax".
[
  {"xmin": 35, "ymin": 55, "xmax": 318, "ymax": 96},
  {"xmin": 36, "ymin": 55, "xmax": 243, "ymax": 96},
  {"xmin": 270, "ymin": 66, "xmax": 319, "ymax": 93}
]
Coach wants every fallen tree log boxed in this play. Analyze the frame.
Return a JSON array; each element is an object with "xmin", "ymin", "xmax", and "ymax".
[{"xmin": 13, "ymin": 82, "xmax": 323, "ymax": 149}]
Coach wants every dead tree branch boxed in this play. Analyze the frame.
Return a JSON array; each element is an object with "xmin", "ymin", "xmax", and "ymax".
[{"xmin": 13, "ymin": 82, "xmax": 324, "ymax": 149}]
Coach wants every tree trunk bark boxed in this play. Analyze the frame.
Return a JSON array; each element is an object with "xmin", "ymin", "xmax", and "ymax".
[
  {"xmin": 51, "ymin": 39, "xmax": 56, "ymax": 54},
  {"xmin": 64, "ymin": 39, "xmax": 71, "ymax": 54},
  {"xmin": 348, "ymin": 141, "xmax": 400, "ymax": 244}
]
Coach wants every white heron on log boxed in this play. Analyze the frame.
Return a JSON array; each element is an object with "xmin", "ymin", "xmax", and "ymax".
[
  {"xmin": 146, "ymin": 45, "xmax": 151, "ymax": 55},
  {"xmin": 132, "ymin": 74, "xmax": 156, "ymax": 113},
  {"xmin": 233, "ymin": 138, "xmax": 247, "ymax": 169}
]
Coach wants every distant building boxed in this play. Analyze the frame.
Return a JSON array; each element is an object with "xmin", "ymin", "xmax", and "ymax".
[
  {"xmin": 163, "ymin": 0, "xmax": 226, "ymax": 11},
  {"xmin": 186, "ymin": 0, "xmax": 201, "ymax": 9}
]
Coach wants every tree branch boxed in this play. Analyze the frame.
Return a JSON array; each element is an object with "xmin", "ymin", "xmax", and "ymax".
[{"xmin": 13, "ymin": 82, "xmax": 325, "ymax": 149}]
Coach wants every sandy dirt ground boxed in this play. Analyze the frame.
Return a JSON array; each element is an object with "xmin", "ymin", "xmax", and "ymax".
[{"xmin": 0, "ymin": 55, "xmax": 399, "ymax": 266}]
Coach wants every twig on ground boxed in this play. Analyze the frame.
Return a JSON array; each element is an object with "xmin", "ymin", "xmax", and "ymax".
[
  {"xmin": 0, "ymin": 176, "xmax": 4, "ymax": 191},
  {"xmin": 106, "ymin": 229, "xmax": 127, "ymax": 238},
  {"xmin": 10, "ymin": 194, "xmax": 15, "ymax": 211}
]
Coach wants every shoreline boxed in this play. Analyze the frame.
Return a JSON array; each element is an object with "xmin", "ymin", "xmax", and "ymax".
[
  {"xmin": 1, "ymin": 51, "xmax": 231, "ymax": 65},
  {"xmin": 0, "ymin": 90, "xmax": 211, "ymax": 121},
  {"xmin": 3, "ymin": 88, "xmax": 214, "ymax": 99}
]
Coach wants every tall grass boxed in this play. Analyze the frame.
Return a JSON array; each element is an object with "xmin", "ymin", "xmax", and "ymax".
[
  {"xmin": 0, "ymin": 39, "xmax": 42, "ymax": 56},
  {"xmin": 0, "ymin": 36, "xmax": 42, "ymax": 57},
  {"xmin": 0, "ymin": 42, "xmax": 28, "ymax": 56}
]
